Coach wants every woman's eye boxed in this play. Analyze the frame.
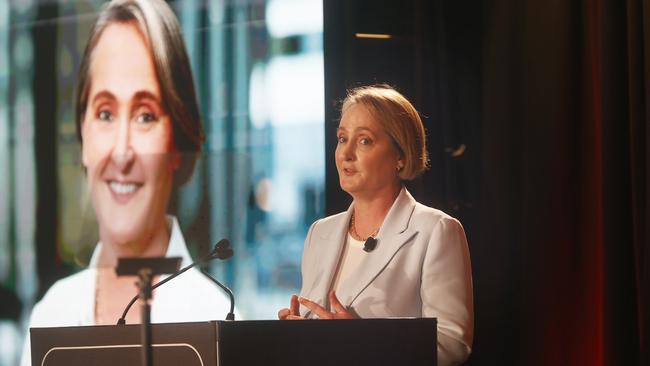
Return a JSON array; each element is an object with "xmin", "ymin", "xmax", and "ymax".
[
  {"xmin": 135, "ymin": 112, "xmax": 157, "ymax": 124},
  {"xmin": 337, "ymin": 136, "xmax": 347, "ymax": 143},
  {"xmin": 359, "ymin": 137, "xmax": 372, "ymax": 145},
  {"xmin": 98, "ymin": 110, "xmax": 112, "ymax": 121}
]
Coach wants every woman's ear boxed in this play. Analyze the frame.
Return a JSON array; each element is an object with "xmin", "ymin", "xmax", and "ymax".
[
  {"xmin": 80, "ymin": 121, "xmax": 89, "ymax": 168},
  {"xmin": 168, "ymin": 139, "xmax": 181, "ymax": 171},
  {"xmin": 396, "ymin": 154, "xmax": 405, "ymax": 172},
  {"xmin": 171, "ymin": 152, "xmax": 181, "ymax": 171}
]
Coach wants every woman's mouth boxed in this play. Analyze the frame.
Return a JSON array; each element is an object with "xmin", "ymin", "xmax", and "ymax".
[
  {"xmin": 110, "ymin": 181, "xmax": 138, "ymax": 193},
  {"xmin": 107, "ymin": 180, "xmax": 142, "ymax": 202}
]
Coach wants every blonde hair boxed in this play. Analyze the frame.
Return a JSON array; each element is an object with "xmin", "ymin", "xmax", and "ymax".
[{"xmin": 341, "ymin": 85, "xmax": 429, "ymax": 180}]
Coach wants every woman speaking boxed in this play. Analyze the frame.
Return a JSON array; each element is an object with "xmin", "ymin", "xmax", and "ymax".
[{"xmin": 279, "ymin": 85, "xmax": 474, "ymax": 365}]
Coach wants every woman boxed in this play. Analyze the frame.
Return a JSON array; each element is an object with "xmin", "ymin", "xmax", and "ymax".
[
  {"xmin": 21, "ymin": 1, "xmax": 234, "ymax": 365},
  {"xmin": 278, "ymin": 85, "xmax": 473, "ymax": 365}
]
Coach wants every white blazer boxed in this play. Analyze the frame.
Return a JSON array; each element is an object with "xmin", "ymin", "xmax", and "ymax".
[{"xmin": 299, "ymin": 188, "xmax": 474, "ymax": 366}]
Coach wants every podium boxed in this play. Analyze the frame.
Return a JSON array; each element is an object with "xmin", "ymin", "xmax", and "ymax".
[{"xmin": 31, "ymin": 318, "xmax": 437, "ymax": 366}]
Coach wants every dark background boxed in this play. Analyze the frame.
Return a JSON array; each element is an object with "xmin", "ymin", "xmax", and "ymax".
[
  {"xmin": 2, "ymin": 0, "xmax": 647, "ymax": 365},
  {"xmin": 323, "ymin": 0, "xmax": 648, "ymax": 365}
]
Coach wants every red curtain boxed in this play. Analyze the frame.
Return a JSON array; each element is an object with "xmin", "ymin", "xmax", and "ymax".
[{"xmin": 479, "ymin": 0, "xmax": 648, "ymax": 364}]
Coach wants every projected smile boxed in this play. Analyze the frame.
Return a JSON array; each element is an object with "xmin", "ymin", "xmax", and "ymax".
[{"xmin": 108, "ymin": 181, "xmax": 141, "ymax": 195}]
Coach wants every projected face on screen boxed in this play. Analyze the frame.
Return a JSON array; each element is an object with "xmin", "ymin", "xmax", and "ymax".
[{"xmin": 80, "ymin": 22, "xmax": 178, "ymax": 251}]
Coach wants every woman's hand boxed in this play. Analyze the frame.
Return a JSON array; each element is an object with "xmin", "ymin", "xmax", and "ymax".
[
  {"xmin": 278, "ymin": 294, "xmax": 301, "ymax": 320},
  {"xmin": 298, "ymin": 290, "xmax": 358, "ymax": 319}
]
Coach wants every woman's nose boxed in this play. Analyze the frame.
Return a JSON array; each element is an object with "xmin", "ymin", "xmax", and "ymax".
[
  {"xmin": 340, "ymin": 142, "xmax": 355, "ymax": 161},
  {"xmin": 111, "ymin": 119, "xmax": 135, "ymax": 172}
]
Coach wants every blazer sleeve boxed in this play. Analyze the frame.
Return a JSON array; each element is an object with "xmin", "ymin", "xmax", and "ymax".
[
  {"xmin": 421, "ymin": 216, "xmax": 474, "ymax": 366},
  {"xmin": 299, "ymin": 219, "xmax": 319, "ymax": 296}
]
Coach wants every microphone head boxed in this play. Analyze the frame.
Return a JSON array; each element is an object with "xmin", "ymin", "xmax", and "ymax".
[
  {"xmin": 217, "ymin": 248, "xmax": 234, "ymax": 260},
  {"xmin": 211, "ymin": 239, "xmax": 234, "ymax": 260}
]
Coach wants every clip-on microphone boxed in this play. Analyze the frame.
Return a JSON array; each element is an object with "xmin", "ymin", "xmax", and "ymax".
[{"xmin": 363, "ymin": 237, "xmax": 378, "ymax": 252}]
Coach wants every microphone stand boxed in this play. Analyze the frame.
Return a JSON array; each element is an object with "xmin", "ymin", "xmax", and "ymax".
[
  {"xmin": 137, "ymin": 268, "xmax": 154, "ymax": 366},
  {"xmin": 117, "ymin": 260, "xmax": 201, "ymax": 325},
  {"xmin": 116, "ymin": 239, "xmax": 235, "ymax": 326},
  {"xmin": 116, "ymin": 257, "xmax": 181, "ymax": 366}
]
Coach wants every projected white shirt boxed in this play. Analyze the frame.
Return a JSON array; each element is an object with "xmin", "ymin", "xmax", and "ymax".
[{"xmin": 20, "ymin": 216, "xmax": 236, "ymax": 366}]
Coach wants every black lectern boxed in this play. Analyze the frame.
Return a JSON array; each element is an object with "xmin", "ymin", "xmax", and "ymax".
[{"xmin": 31, "ymin": 318, "xmax": 437, "ymax": 366}]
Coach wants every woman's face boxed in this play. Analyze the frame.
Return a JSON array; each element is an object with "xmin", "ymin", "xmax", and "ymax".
[
  {"xmin": 81, "ymin": 22, "xmax": 177, "ymax": 247},
  {"xmin": 335, "ymin": 104, "xmax": 403, "ymax": 199}
]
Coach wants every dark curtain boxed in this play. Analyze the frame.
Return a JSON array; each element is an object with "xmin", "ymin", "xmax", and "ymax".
[{"xmin": 478, "ymin": 0, "xmax": 649, "ymax": 364}]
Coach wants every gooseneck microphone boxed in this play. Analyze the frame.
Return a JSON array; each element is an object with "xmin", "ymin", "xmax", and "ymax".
[
  {"xmin": 200, "ymin": 243, "xmax": 235, "ymax": 320},
  {"xmin": 363, "ymin": 237, "xmax": 378, "ymax": 252},
  {"xmin": 199, "ymin": 268, "xmax": 235, "ymax": 320},
  {"xmin": 116, "ymin": 239, "xmax": 234, "ymax": 325}
]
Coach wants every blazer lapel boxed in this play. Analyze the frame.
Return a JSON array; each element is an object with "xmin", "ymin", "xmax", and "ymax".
[
  {"xmin": 303, "ymin": 207, "xmax": 353, "ymax": 309},
  {"xmin": 336, "ymin": 188, "xmax": 418, "ymax": 308}
]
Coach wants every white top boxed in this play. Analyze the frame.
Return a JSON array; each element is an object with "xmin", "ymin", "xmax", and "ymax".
[
  {"xmin": 20, "ymin": 216, "xmax": 237, "ymax": 366},
  {"xmin": 330, "ymin": 234, "xmax": 368, "ymax": 295}
]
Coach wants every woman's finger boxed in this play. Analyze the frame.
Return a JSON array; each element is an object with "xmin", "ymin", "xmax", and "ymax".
[
  {"xmin": 328, "ymin": 290, "xmax": 347, "ymax": 313},
  {"xmin": 278, "ymin": 308, "xmax": 290, "ymax": 320},
  {"xmin": 290, "ymin": 294, "xmax": 300, "ymax": 315},
  {"xmin": 286, "ymin": 315, "xmax": 307, "ymax": 320},
  {"xmin": 299, "ymin": 296, "xmax": 333, "ymax": 319}
]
